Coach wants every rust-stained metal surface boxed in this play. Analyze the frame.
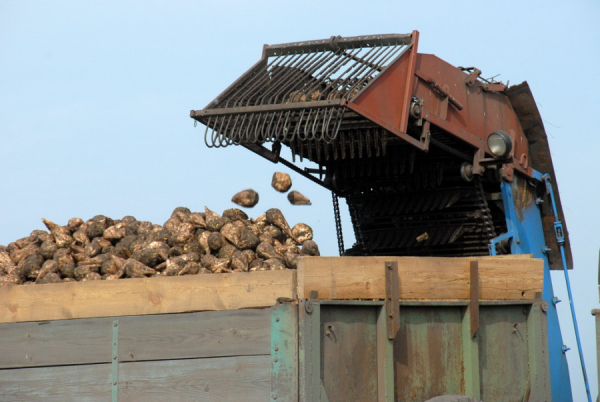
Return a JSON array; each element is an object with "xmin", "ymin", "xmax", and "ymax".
[
  {"xmin": 394, "ymin": 306, "xmax": 464, "ymax": 400},
  {"xmin": 320, "ymin": 305, "xmax": 379, "ymax": 401},
  {"xmin": 506, "ymin": 82, "xmax": 573, "ymax": 269},
  {"xmin": 192, "ymin": 31, "xmax": 569, "ymax": 263},
  {"xmin": 478, "ymin": 306, "xmax": 529, "ymax": 400}
]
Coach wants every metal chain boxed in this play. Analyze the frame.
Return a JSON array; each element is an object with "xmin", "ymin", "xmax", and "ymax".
[
  {"xmin": 474, "ymin": 176, "xmax": 497, "ymax": 245},
  {"xmin": 348, "ymin": 200, "xmax": 369, "ymax": 255},
  {"xmin": 332, "ymin": 192, "xmax": 345, "ymax": 256}
]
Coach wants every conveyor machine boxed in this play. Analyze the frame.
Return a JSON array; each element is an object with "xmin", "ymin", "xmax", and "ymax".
[{"xmin": 191, "ymin": 31, "xmax": 580, "ymax": 400}]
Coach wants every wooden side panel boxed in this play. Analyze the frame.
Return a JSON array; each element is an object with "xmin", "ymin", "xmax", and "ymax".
[
  {"xmin": 0, "ymin": 363, "xmax": 111, "ymax": 401},
  {"xmin": 297, "ymin": 256, "xmax": 542, "ymax": 301},
  {"xmin": 118, "ymin": 309, "xmax": 271, "ymax": 362},
  {"xmin": 0, "ymin": 317, "xmax": 113, "ymax": 369},
  {"xmin": 395, "ymin": 306, "xmax": 464, "ymax": 400},
  {"xmin": 118, "ymin": 355, "xmax": 271, "ymax": 401},
  {"xmin": 0, "ymin": 270, "xmax": 296, "ymax": 324}
]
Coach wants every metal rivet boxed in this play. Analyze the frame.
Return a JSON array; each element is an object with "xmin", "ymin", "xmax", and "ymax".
[
  {"xmin": 113, "ymin": 355, "xmax": 117, "ymax": 360},
  {"xmin": 274, "ymin": 346, "xmax": 279, "ymax": 351},
  {"xmin": 273, "ymin": 395, "xmax": 277, "ymax": 400},
  {"xmin": 113, "ymin": 381, "xmax": 117, "ymax": 386},
  {"xmin": 275, "ymin": 317, "xmax": 280, "ymax": 322},
  {"xmin": 274, "ymin": 357, "xmax": 278, "ymax": 362},
  {"xmin": 113, "ymin": 322, "xmax": 118, "ymax": 327}
]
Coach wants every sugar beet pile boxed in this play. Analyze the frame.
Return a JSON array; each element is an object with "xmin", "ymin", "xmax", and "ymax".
[{"xmin": 0, "ymin": 206, "xmax": 319, "ymax": 286}]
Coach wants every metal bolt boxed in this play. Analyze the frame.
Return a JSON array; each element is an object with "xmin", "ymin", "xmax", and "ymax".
[
  {"xmin": 113, "ymin": 322, "xmax": 118, "ymax": 327},
  {"xmin": 272, "ymin": 395, "xmax": 277, "ymax": 400},
  {"xmin": 275, "ymin": 317, "xmax": 280, "ymax": 322},
  {"xmin": 113, "ymin": 381, "xmax": 117, "ymax": 386},
  {"xmin": 562, "ymin": 345, "xmax": 570, "ymax": 353},
  {"xmin": 274, "ymin": 346, "xmax": 279, "ymax": 351},
  {"xmin": 535, "ymin": 197, "xmax": 544, "ymax": 205},
  {"xmin": 542, "ymin": 246, "xmax": 552, "ymax": 254},
  {"xmin": 388, "ymin": 313, "xmax": 393, "ymax": 318},
  {"xmin": 552, "ymin": 296, "xmax": 562, "ymax": 305},
  {"xmin": 113, "ymin": 355, "xmax": 117, "ymax": 360},
  {"xmin": 274, "ymin": 357, "xmax": 278, "ymax": 362},
  {"xmin": 540, "ymin": 300, "xmax": 549, "ymax": 312}
]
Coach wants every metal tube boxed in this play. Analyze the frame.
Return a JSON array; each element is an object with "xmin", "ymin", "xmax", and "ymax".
[{"xmin": 544, "ymin": 175, "xmax": 592, "ymax": 402}]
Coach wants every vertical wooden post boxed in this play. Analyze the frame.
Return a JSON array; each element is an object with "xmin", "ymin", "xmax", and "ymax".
[
  {"xmin": 385, "ymin": 261, "xmax": 400, "ymax": 340},
  {"xmin": 463, "ymin": 260, "xmax": 480, "ymax": 398},
  {"xmin": 470, "ymin": 261, "xmax": 480, "ymax": 338}
]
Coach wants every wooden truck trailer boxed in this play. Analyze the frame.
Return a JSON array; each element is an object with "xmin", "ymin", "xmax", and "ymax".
[{"xmin": 0, "ymin": 255, "xmax": 550, "ymax": 401}]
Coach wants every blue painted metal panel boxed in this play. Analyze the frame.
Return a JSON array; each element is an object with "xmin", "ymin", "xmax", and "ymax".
[{"xmin": 499, "ymin": 177, "xmax": 573, "ymax": 401}]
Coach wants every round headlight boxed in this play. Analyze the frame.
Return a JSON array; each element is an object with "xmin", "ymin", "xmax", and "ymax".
[{"xmin": 487, "ymin": 130, "xmax": 513, "ymax": 158}]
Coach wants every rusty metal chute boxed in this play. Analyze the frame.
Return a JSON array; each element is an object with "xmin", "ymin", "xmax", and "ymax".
[{"xmin": 194, "ymin": 34, "xmax": 412, "ymax": 149}]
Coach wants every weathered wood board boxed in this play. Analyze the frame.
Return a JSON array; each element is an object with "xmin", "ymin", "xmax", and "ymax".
[
  {"xmin": 0, "ymin": 316, "xmax": 113, "ymax": 369},
  {"xmin": 0, "ymin": 363, "xmax": 111, "ymax": 401},
  {"xmin": 297, "ymin": 256, "xmax": 543, "ymax": 301},
  {"xmin": 0, "ymin": 269, "xmax": 295, "ymax": 324},
  {"xmin": 118, "ymin": 309, "xmax": 271, "ymax": 362},
  {"xmin": 118, "ymin": 355, "xmax": 271, "ymax": 401},
  {"xmin": 0, "ymin": 309, "xmax": 271, "ymax": 369},
  {"xmin": 0, "ymin": 256, "xmax": 542, "ymax": 325}
]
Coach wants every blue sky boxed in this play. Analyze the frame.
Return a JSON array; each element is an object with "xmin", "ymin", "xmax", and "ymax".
[{"xmin": 1, "ymin": 1, "xmax": 599, "ymax": 399}]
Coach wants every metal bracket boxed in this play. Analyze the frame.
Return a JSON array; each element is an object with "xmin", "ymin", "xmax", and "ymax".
[
  {"xmin": 384, "ymin": 261, "xmax": 400, "ymax": 340},
  {"xmin": 470, "ymin": 261, "xmax": 479, "ymax": 338},
  {"xmin": 112, "ymin": 320, "xmax": 119, "ymax": 402},
  {"xmin": 305, "ymin": 290, "xmax": 318, "ymax": 314},
  {"xmin": 464, "ymin": 67, "xmax": 482, "ymax": 86},
  {"xmin": 488, "ymin": 230, "xmax": 515, "ymax": 255}
]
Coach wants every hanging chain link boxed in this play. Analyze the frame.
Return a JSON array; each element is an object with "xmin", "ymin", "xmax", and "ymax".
[
  {"xmin": 332, "ymin": 192, "xmax": 345, "ymax": 256},
  {"xmin": 474, "ymin": 176, "xmax": 497, "ymax": 248}
]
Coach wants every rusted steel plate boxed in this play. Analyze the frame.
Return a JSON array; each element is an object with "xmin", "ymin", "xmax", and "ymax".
[
  {"xmin": 478, "ymin": 305, "xmax": 529, "ymax": 400},
  {"xmin": 506, "ymin": 82, "xmax": 572, "ymax": 270},
  {"xmin": 320, "ymin": 305, "xmax": 378, "ymax": 401},
  {"xmin": 394, "ymin": 306, "xmax": 464, "ymax": 400}
]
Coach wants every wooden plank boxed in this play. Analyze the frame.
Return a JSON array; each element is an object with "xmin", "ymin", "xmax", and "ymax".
[
  {"xmin": 118, "ymin": 309, "xmax": 271, "ymax": 362},
  {"xmin": 0, "ymin": 363, "xmax": 110, "ymax": 401},
  {"xmin": 0, "ymin": 317, "xmax": 113, "ymax": 369},
  {"xmin": 297, "ymin": 256, "xmax": 543, "ymax": 301},
  {"xmin": 0, "ymin": 269, "xmax": 296, "ymax": 324},
  {"xmin": 118, "ymin": 355, "xmax": 270, "ymax": 401}
]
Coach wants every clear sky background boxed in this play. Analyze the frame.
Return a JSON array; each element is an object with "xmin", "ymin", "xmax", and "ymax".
[{"xmin": 1, "ymin": 1, "xmax": 599, "ymax": 399}]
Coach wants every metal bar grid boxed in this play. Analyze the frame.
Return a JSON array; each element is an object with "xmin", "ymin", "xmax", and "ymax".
[{"xmin": 195, "ymin": 34, "xmax": 412, "ymax": 148}]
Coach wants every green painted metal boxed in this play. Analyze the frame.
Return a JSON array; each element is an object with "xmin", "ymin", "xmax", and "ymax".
[
  {"xmin": 111, "ymin": 320, "xmax": 119, "ymax": 402},
  {"xmin": 462, "ymin": 308, "xmax": 481, "ymax": 399},
  {"xmin": 526, "ymin": 302, "xmax": 552, "ymax": 400},
  {"xmin": 271, "ymin": 303, "xmax": 299, "ymax": 402},
  {"xmin": 376, "ymin": 305, "xmax": 395, "ymax": 402},
  {"xmin": 298, "ymin": 299, "xmax": 322, "ymax": 402},
  {"xmin": 395, "ymin": 306, "xmax": 464, "ymax": 400},
  {"xmin": 318, "ymin": 300, "xmax": 384, "ymax": 306},
  {"xmin": 321, "ymin": 305, "xmax": 378, "ymax": 400},
  {"xmin": 478, "ymin": 306, "xmax": 529, "ymax": 401}
]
